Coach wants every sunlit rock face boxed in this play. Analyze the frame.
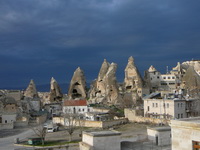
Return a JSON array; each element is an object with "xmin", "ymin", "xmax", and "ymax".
[
  {"xmin": 68, "ymin": 67, "xmax": 87, "ymax": 100},
  {"xmin": 89, "ymin": 59, "xmax": 122, "ymax": 105},
  {"xmin": 181, "ymin": 66, "xmax": 200, "ymax": 98},
  {"xmin": 124, "ymin": 56, "xmax": 143, "ymax": 93},
  {"xmin": 24, "ymin": 79, "xmax": 39, "ymax": 98},
  {"xmin": 49, "ymin": 77, "xmax": 63, "ymax": 102}
]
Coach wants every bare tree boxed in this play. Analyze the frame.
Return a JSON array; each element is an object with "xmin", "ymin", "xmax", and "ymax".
[
  {"xmin": 63, "ymin": 113, "xmax": 80, "ymax": 142},
  {"xmin": 32, "ymin": 125, "xmax": 47, "ymax": 145}
]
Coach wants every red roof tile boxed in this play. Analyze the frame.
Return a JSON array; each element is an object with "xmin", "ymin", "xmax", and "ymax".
[{"xmin": 63, "ymin": 100, "xmax": 87, "ymax": 106}]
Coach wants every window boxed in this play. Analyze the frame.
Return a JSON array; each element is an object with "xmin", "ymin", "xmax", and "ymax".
[
  {"xmin": 82, "ymin": 109, "xmax": 84, "ymax": 112},
  {"xmin": 178, "ymin": 114, "xmax": 180, "ymax": 119},
  {"xmin": 168, "ymin": 77, "xmax": 171, "ymax": 79},
  {"xmin": 5, "ymin": 120, "xmax": 7, "ymax": 123},
  {"xmin": 181, "ymin": 114, "xmax": 183, "ymax": 118},
  {"xmin": 147, "ymin": 106, "xmax": 150, "ymax": 111},
  {"xmin": 156, "ymin": 103, "xmax": 158, "ymax": 107},
  {"xmin": 163, "ymin": 103, "xmax": 165, "ymax": 107},
  {"xmin": 163, "ymin": 77, "xmax": 166, "ymax": 79},
  {"xmin": 193, "ymin": 141, "xmax": 200, "ymax": 150},
  {"xmin": 152, "ymin": 103, "xmax": 154, "ymax": 107},
  {"xmin": 157, "ymin": 76, "xmax": 160, "ymax": 79},
  {"xmin": 169, "ymin": 83, "xmax": 175, "ymax": 85},
  {"xmin": 167, "ymin": 103, "xmax": 169, "ymax": 108},
  {"xmin": 172, "ymin": 77, "xmax": 175, "ymax": 79},
  {"xmin": 178, "ymin": 103, "xmax": 179, "ymax": 108},
  {"xmin": 181, "ymin": 103, "xmax": 183, "ymax": 107}
]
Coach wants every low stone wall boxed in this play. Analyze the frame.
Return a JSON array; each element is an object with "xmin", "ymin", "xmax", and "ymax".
[
  {"xmin": 102, "ymin": 119, "xmax": 128, "ymax": 128},
  {"xmin": 124, "ymin": 108, "xmax": 170, "ymax": 125},
  {"xmin": 0, "ymin": 123, "xmax": 13, "ymax": 129},
  {"xmin": 14, "ymin": 120, "xmax": 28, "ymax": 127},
  {"xmin": 53, "ymin": 117, "xmax": 127, "ymax": 128}
]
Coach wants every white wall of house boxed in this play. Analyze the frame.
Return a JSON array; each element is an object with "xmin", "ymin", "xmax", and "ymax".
[
  {"xmin": 2, "ymin": 114, "xmax": 17, "ymax": 124},
  {"xmin": 144, "ymin": 99, "xmax": 186, "ymax": 119},
  {"xmin": 63, "ymin": 106, "xmax": 93, "ymax": 114},
  {"xmin": 147, "ymin": 127, "xmax": 171, "ymax": 146},
  {"xmin": 81, "ymin": 131, "xmax": 121, "ymax": 150}
]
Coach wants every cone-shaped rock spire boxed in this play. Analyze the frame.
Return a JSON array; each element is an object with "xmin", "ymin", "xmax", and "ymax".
[
  {"xmin": 24, "ymin": 79, "xmax": 39, "ymax": 98},
  {"xmin": 49, "ymin": 77, "xmax": 63, "ymax": 102},
  {"xmin": 89, "ymin": 60, "xmax": 122, "ymax": 105},
  {"xmin": 124, "ymin": 56, "xmax": 143, "ymax": 91},
  {"xmin": 68, "ymin": 67, "xmax": 87, "ymax": 99}
]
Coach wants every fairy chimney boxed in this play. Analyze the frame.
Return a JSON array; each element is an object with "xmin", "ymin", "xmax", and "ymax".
[
  {"xmin": 68, "ymin": 67, "xmax": 87, "ymax": 99},
  {"xmin": 124, "ymin": 56, "xmax": 143, "ymax": 93},
  {"xmin": 24, "ymin": 79, "xmax": 39, "ymax": 98},
  {"xmin": 49, "ymin": 77, "xmax": 63, "ymax": 102}
]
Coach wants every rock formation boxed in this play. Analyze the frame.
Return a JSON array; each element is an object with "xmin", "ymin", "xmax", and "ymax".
[
  {"xmin": 68, "ymin": 67, "xmax": 87, "ymax": 99},
  {"xmin": 49, "ymin": 77, "xmax": 63, "ymax": 102},
  {"xmin": 89, "ymin": 59, "xmax": 122, "ymax": 105},
  {"xmin": 124, "ymin": 56, "xmax": 143, "ymax": 93},
  {"xmin": 181, "ymin": 66, "xmax": 200, "ymax": 98},
  {"xmin": 24, "ymin": 79, "xmax": 39, "ymax": 98}
]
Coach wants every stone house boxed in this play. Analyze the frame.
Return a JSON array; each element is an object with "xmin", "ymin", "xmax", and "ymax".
[
  {"xmin": 171, "ymin": 117, "xmax": 200, "ymax": 150},
  {"xmin": 143, "ymin": 92, "xmax": 200, "ymax": 120},
  {"xmin": 147, "ymin": 126, "xmax": 171, "ymax": 146},
  {"xmin": 0, "ymin": 96, "xmax": 18, "ymax": 129},
  {"xmin": 80, "ymin": 130, "xmax": 121, "ymax": 150}
]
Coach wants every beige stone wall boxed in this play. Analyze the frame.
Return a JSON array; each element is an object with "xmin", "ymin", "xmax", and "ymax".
[
  {"xmin": 53, "ymin": 117, "xmax": 127, "ymax": 128},
  {"xmin": 0, "ymin": 123, "xmax": 13, "ymax": 129},
  {"xmin": 125, "ymin": 108, "xmax": 170, "ymax": 125},
  {"xmin": 171, "ymin": 118, "xmax": 200, "ymax": 150},
  {"xmin": 14, "ymin": 120, "xmax": 29, "ymax": 127}
]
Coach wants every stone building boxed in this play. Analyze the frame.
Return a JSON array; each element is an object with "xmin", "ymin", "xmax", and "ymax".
[
  {"xmin": 147, "ymin": 126, "xmax": 171, "ymax": 146},
  {"xmin": 144, "ymin": 65, "xmax": 181, "ymax": 92},
  {"xmin": 79, "ymin": 130, "xmax": 121, "ymax": 150},
  {"xmin": 0, "ymin": 92, "xmax": 18, "ymax": 128},
  {"xmin": 68, "ymin": 67, "xmax": 87, "ymax": 99},
  {"xmin": 171, "ymin": 117, "xmax": 200, "ymax": 150},
  {"xmin": 143, "ymin": 92, "xmax": 200, "ymax": 119}
]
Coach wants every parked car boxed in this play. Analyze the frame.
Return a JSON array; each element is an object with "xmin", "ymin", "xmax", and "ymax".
[{"xmin": 47, "ymin": 125, "xmax": 59, "ymax": 132}]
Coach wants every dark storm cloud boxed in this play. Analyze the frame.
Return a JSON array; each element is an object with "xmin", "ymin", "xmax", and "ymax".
[{"xmin": 0, "ymin": 0, "xmax": 200, "ymax": 89}]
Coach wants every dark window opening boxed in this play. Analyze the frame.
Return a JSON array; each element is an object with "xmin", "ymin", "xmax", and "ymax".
[
  {"xmin": 126, "ymin": 86, "xmax": 132, "ymax": 90},
  {"xmin": 74, "ymin": 82, "xmax": 80, "ymax": 86}
]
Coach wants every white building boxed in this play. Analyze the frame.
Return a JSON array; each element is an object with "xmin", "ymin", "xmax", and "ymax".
[
  {"xmin": 171, "ymin": 117, "xmax": 200, "ymax": 150},
  {"xmin": 147, "ymin": 126, "xmax": 171, "ymax": 146},
  {"xmin": 80, "ymin": 130, "xmax": 121, "ymax": 150},
  {"xmin": 63, "ymin": 100, "xmax": 92, "ymax": 114},
  {"xmin": 144, "ymin": 93, "xmax": 200, "ymax": 119}
]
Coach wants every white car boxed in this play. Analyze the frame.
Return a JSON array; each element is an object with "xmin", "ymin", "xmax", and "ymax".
[{"xmin": 47, "ymin": 125, "xmax": 59, "ymax": 132}]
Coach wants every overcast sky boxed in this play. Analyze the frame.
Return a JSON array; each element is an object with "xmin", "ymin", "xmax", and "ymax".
[{"xmin": 0, "ymin": 0, "xmax": 200, "ymax": 89}]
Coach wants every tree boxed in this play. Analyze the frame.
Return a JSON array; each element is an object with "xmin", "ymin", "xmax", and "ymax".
[
  {"xmin": 63, "ymin": 113, "xmax": 80, "ymax": 142},
  {"xmin": 32, "ymin": 125, "xmax": 47, "ymax": 145}
]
